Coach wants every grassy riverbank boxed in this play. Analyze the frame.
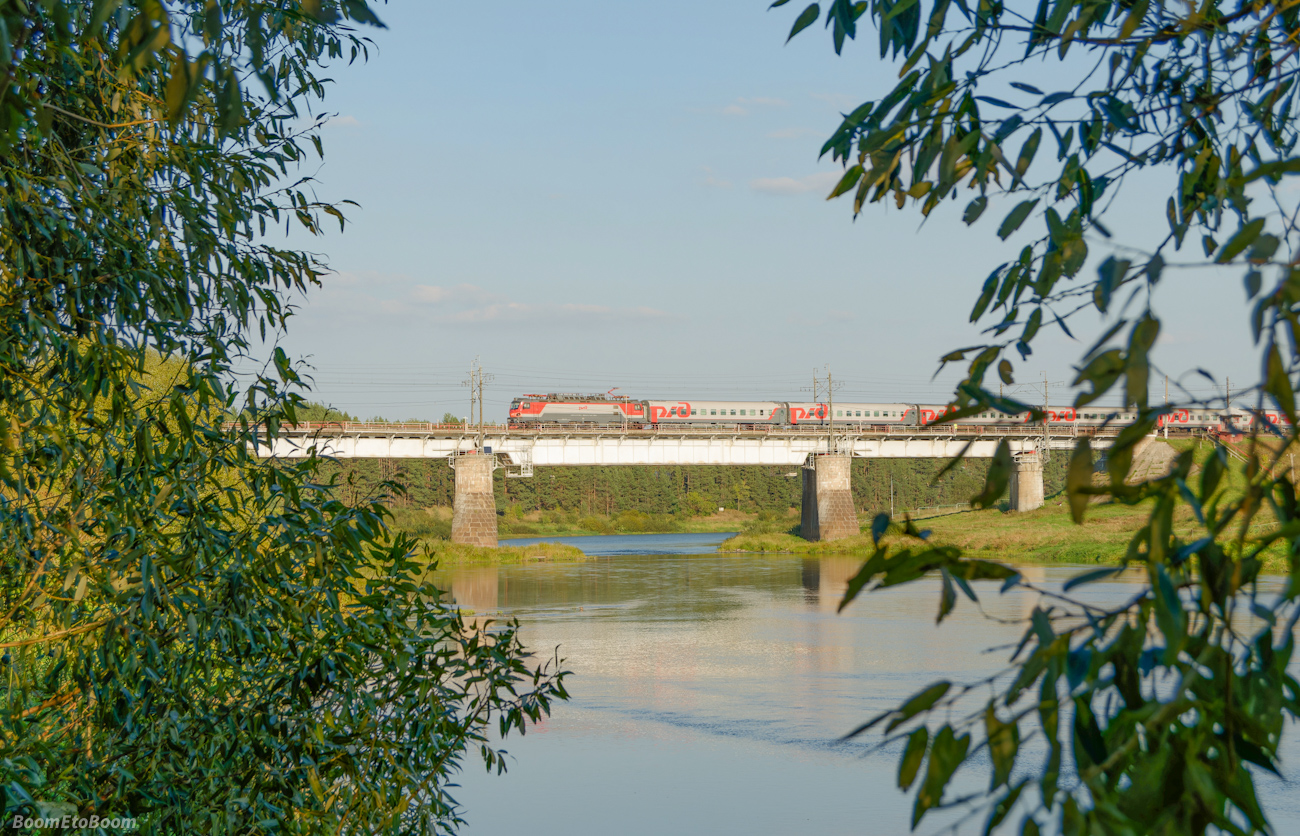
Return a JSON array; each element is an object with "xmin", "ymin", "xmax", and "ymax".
[
  {"xmin": 389, "ymin": 506, "xmax": 774, "ymax": 539},
  {"xmin": 414, "ymin": 539, "xmax": 589, "ymax": 566},
  {"xmin": 723, "ymin": 439, "xmax": 1291, "ymax": 574},
  {"xmin": 719, "ymin": 500, "xmax": 1166, "ymax": 563}
]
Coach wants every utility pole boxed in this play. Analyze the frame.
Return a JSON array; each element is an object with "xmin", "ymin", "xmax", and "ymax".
[
  {"xmin": 462, "ymin": 361, "xmax": 477, "ymax": 438},
  {"xmin": 1041, "ymin": 370, "xmax": 1050, "ymax": 462},
  {"xmin": 461, "ymin": 358, "xmax": 494, "ymax": 450},
  {"xmin": 801, "ymin": 365, "xmax": 842, "ymax": 451},
  {"xmin": 828, "ymin": 368, "xmax": 835, "ymax": 454}
]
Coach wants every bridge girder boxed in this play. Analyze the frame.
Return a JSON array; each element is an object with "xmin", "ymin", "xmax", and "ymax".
[{"xmin": 253, "ymin": 428, "xmax": 1117, "ymax": 469}]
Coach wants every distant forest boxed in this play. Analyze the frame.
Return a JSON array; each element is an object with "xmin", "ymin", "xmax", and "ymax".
[{"xmin": 321, "ymin": 456, "xmax": 1075, "ymax": 516}]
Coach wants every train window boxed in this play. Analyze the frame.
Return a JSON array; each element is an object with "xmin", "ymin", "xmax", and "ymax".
[
  {"xmin": 873, "ymin": 411, "xmax": 879, "ymax": 417},
  {"xmin": 710, "ymin": 409, "xmax": 716, "ymax": 415},
  {"xmin": 760, "ymin": 409, "xmax": 766, "ymax": 415}
]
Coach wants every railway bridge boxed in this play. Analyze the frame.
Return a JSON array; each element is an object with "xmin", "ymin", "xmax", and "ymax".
[{"xmin": 251, "ymin": 423, "xmax": 1125, "ymax": 546}]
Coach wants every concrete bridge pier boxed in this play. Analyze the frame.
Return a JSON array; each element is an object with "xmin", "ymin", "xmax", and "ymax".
[
  {"xmin": 800, "ymin": 454, "xmax": 861, "ymax": 542},
  {"xmin": 1009, "ymin": 453, "xmax": 1044, "ymax": 512},
  {"xmin": 451, "ymin": 452, "xmax": 498, "ymax": 546}
]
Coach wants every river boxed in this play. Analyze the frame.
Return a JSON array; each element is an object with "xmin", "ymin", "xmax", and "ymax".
[{"xmin": 439, "ymin": 533, "xmax": 1300, "ymax": 835}]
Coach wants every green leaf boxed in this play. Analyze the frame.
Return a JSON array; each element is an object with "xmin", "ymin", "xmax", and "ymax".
[
  {"xmin": 983, "ymin": 781, "xmax": 1028, "ymax": 835},
  {"xmin": 898, "ymin": 727, "xmax": 929, "ymax": 789},
  {"xmin": 1124, "ymin": 313, "xmax": 1159, "ymax": 410},
  {"xmin": 341, "ymin": 0, "xmax": 386, "ymax": 27},
  {"xmin": 890, "ymin": 681, "xmax": 952, "ymax": 733},
  {"xmin": 985, "ymin": 702, "xmax": 1020, "ymax": 789},
  {"xmin": 1094, "ymin": 256, "xmax": 1128, "ymax": 313},
  {"xmin": 1118, "ymin": 0, "xmax": 1149, "ymax": 38},
  {"xmin": 871, "ymin": 512, "xmax": 891, "ymax": 544},
  {"xmin": 1071, "ymin": 696, "xmax": 1107, "ymax": 768},
  {"xmin": 1072, "ymin": 349, "xmax": 1124, "ymax": 407},
  {"xmin": 90, "ymin": 0, "xmax": 123, "ymax": 32},
  {"xmin": 1249, "ymin": 234, "xmax": 1279, "ymax": 262},
  {"xmin": 1145, "ymin": 253, "xmax": 1164, "ymax": 285},
  {"xmin": 1020, "ymin": 307, "xmax": 1042, "ymax": 344},
  {"xmin": 997, "ymin": 199, "xmax": 1039, "ymax": 240},
  {"xmin": 1106, "ymin": 413, "xmax": 1159, "ymax": 486},
  {"xmin": 1014, "ymin": 128, "xmax": 1042, "ymax": 180},
  {"xmin": 1062, "ymin": 566, "xmax": 1123, "ymax": 591},
  {"xmin": 1241, "ymin": 157, "xmax": 1300, "ymax": 184},
  {"xmin": 963, "ymin": 195, "xmax": 988, "ymax": 224},
  {"xmin": 1065, "ymin": 438, "xmax": 1094, "ymax": 523},
  {"xmin": 839, "ymin": 546, "xmax": 889, "ymax": 611},
  {"xmin": 1154, "ymin": 564, "xmax": 1187, "ymax": 664},
  {"xmin": 1264, "ymin": 342, "xmax": 1296, "ymax": 425},
  {"xmin": 786, "ymin": 3, "xmax": 820, "ymax": 42},
  {"xmin": 998, "ymin": 359, "xmax": 1014, "ymax": 385},
  {"xmin": 913, "ymin": 725, "xmax": 970, "ymax": 826},
  {"xmin": 971, "ymin": 440, "xmax": 1012, "ymax": 508},
  {"xmin": 165, "ymin": 58, "xmax": 193, "ymax": 125},
  {"xmin": 1201, "ymin": 445, "xmax": 1227, "ymax": 499},
  {"xmin": 938, "ymin": 567, "xmax": 958, "ymax": 622},
  {"xmin": 1216, "ymin": 218, "xmax": 1266, "ymax": 263},
  {"xmin": 828, "ymin": 165, "xmax": 863, "ymax": 198},
  {"xmin": 970, "ymin": 266, "xmax": 1001, "ymax": 321}
]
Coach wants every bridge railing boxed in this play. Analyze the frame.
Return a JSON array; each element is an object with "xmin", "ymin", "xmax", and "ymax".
[{"xmin": 232, "ymin": 421, "xmax": 1128, "ymax": 439}]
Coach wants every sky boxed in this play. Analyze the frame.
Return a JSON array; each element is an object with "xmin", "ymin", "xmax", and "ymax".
[{"xmin": 248, "ymin": 0, "xmax": 1264, "ymax": 421}]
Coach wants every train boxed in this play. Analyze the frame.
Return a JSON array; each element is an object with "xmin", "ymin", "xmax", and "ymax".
[{"xmin": 507, "ymin": 392, "xmax": 1288, "ymax": 432}]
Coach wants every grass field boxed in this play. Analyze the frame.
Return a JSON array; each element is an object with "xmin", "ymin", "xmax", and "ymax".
[
  {"xmin": 412, "ymin": 539, "xmax": 590, "ymax": 566},
  {"xmin": 722, "ymin": 438, "xmax": 1294, "ymax": 574},
  {"xmin": 390, "ymin": 505, "xmax": 777, "ymax": 539}
]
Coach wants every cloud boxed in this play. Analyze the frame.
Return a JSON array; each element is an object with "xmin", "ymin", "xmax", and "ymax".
[
  {"xmin": 317, "ymin": 279, "xmax": 665, "ymax": 326},
  {"xmin": 722, "ymin": 104, "xmax": 747, "ymax": 116},
  {"xmin": 436, "ymin": 301, "xmax": 667, "ymax": 325},
  {"xmin": 701, "ymin": 166, "xmax": 732, "ymax": 189},
  {"xmin": 326, "ymin": 114, "xmax": 361, "ymax": 128},
  {"xmin": 750, "ymin": 171, "xmax": 841, "ymax": 196},
  {"xmin": 410, "ymin": 283, "xmax": 502, "ymax": 305}
]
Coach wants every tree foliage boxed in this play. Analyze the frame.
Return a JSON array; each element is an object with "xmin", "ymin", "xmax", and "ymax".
[
  {"xmin": 778, "ymin": 0, "xmax": 1300, "ymax": 831},
  {"xmin": 0, "ymin": 2, "xmax": 563, "ymax": 833}
]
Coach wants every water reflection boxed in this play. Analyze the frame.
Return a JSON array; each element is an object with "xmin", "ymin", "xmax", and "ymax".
[{"xmin": 441, "ymin": 534, "xmax": 1300, "ymax": 836}]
